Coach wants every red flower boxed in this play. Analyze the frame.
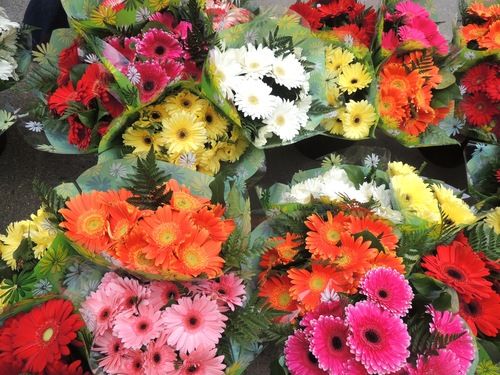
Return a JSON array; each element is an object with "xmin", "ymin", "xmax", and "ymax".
[
  {"xmin": 486, "ymin": 64, "xmax": 500, "ymax": 101},
  {"xmin": 133, "ymin": 61, "xmax": 171, "ymax": 103},
  {"xmin": 106, "ymin": 36, "xmax": 137, "ymax": 61},
  {"xmin": 459, "ymin": 292, "xmax": 500, "ymax": 337},
  {"xmin": 496, "ymin": 169, "xmax": 500, "ymax": 184},
  {"xmin": 11, "ymin": 299, "xmax": 84, "ymax": 373},
  {"xmin": 290, "ymin": 1, "xmax": 323, "ymax": 30},
  {"xmin": 76, "ymin": 63, "xmax": 106, "ymax": 106},
  {"xmin": 460, "ymin": 92, "xmax": 499, "ymax": 127},
  {"xmin": 461, "ymin": 63, "xmax": 491, "ymax": 94},
  {"xmin": 0, "ymin": 315, "xmax": 24, "ymax": 372},
  {"xmin": 68, "ymin": 116, "xmax": 92, "ymax": 150},
  {"xmin": 421, "ymin": 240, "xmax": 493, "ymax": 301},
  {"xmin": 48, "ymin": 83, "xmax": 78, "ymax": 116},
  {"xmin": 58, "ymin": 41, "xmax": 80, "ymax": 86},
  {"xmin": 46, "ymin": 360, "xmax": 90, "ymax": 375}
]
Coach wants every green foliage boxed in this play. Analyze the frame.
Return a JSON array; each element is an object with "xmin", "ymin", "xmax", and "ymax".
[
  {"xmin": 223, "ymin": 230, "xmax": 267, "ymax": 271},
  {"xmin": 124, "ymin": 0, "xmax": 142, "ymax": 10},
  {"xmin": 403, "ymin": 49, "xmax": 434, "ymax": 77},
  {"xmin": 410, "ymin": 273, "xmax": 459, "ymax": 312},
  {"xmin": 261, "ymin": 27, "xmax": 295, "ymax": 57},
  {"xmin": 398, "ymin": 226, "xmax": 435, "ymax": 273},
  {"xmin": 26, "ymin": 59, "xmax": 59, "ymax": 93},
  {"xmin": 0, "ymin": 271, "xmax": 36, "ymax": 304},
  {"xmin": 13, "ymin": 238, "xmax": 37, "ymax": 272},
  {"xmin": 125, "ymin": 148, "xmax": 171, "ymax": 210},
  {"xmin": 270, "ymin": 356, "xmax": 290, "ymax": 375},
  {"xmin": 465, "ymin": 222, "xmax": 500, "ymax": 260},
  {"xmin": 35, "ymin": 240, "xmax": 70, "ymax": 276},
  {"xmin": 33, "ymin": 179, "xmax": 67, "ymax": 222},
  {"xmin": 308, "ymin": 99, "xmax": 334, "ymax": 116},
  {"xmin": 264, "ymin": 323, "xmax": 295, "ymax": 345}
]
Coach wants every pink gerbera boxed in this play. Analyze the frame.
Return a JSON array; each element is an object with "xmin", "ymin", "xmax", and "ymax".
[
  {"xmin": 136, "ymin": 28, "xmax": 184, "ymax": 61},
  {"xmin": 427, "ymin": 306, "xmax": 474, "ymax": 374},
  {"xmin": 301, "ymin": 299, "xmax": 346, "ymax": 329},
  {"xmin": 144, "ymin": 333, "xmax": 176, "ymax": 375},
  {"xmin": 310, "ymin": 316, "xmax": 353, "ymax": 373},
  {"xmin": 208, "ymin": 273, "xmax": 246, "ymax": 312},
  {"xmin": 133, "ymin": 61, "xmax": 171, "ymax": 103},
  {"xmin": 121, "ymin": 350, "xmax": 146, "ymax": 375},
  {"xmin": 106, "ymin": 275, "xmax": 151, "ymax": 311},
  {"xmin": 381, "ymin": 29, "xmax": 399, "ymax": 51},
  {"xmin": 398, "ymin": 25, "xmax": 431, "ymax": 49},
  {"xmin": 284, "ymin": 330, "xmax": 327, "ymax": 375},
  {"xmin": 409, "ymin": 349, "xmax": 462, "ymax": 375},
  {"xmin": 346, "ymin": 301, "xmax": 410, "ymax": 374},
  {"xmin": 149, "ymin": 281, "xmax": 180, "ymax": 309},
  {"xmin": 106, "ymin": 36, "xmax": 137, "ymax": 61},
  {"xmin": 80, "ymin": 288, "xmax": 120, "ymax": 336},
  {"xmin": 360, "ymin": 267, "xmax": 414, "ymax": 317},
  {"xmin": 409, "ymin": 16, "xmax": 449, "ymax": 54},
  {"xmin": 394, "ymin": 1, "xmax": 430, "ymax": 21},
  {"xmin": 174, "ymin": 346, "xmax": 226, "ymax": 375},
  {"xmin": 163, "ymin": 295, "xmax": 228, "ymax": 353},
  {"xmin": 93, "ymin": 331, "xmax": 130, "ymax": 374},
  {"xmin": 113, "ymin": 304, "xmax": 166, "ymax": 349}
]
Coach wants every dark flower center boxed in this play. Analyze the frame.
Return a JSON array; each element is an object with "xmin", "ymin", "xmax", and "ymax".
[
  {"xmin": 183, "ymin": 100, "xmax": 191, "ymax": 107},
  {"xmin": 151, "ymin": 111, "xmax": 161, "ymax": 120},
  {"xmin": 364, "ymin": 329, "xmax": 380, "ymax": 344},
  {"xmin": 307, "ymin": 351, "xmax": 318, "ymax": 364},
  {"xmin": 134, "ymin": 361, "xmax": 141, "ymax": 369},
  {"xmin": 351, "ymin": 78, "xmax": 358, "ymax": 84},
  {"xmin": 354, "ymin": 116, "xmax": 360, "ymax": 124},
  {"xmin": 331, "ymin": 336, "xmax": 343, "ymax": 350},
  {"xmin": 139, "ymin": 322, "xmax": 149, "ymax": 331},
  {"xmin": 178, "ymin": 130, "xmax": 187, "ymax": 139},
  {"xmin": 100, "ymin": 309, "xmax": 110, "ymax": 319},
  {"xmin": 378, "ymin": 290, "xmax": 388, "ymax": 298},
  {"xmin": 144, "ymin": 136, "xmax": 152, "ymax": 145},
  {"xmin": 189, "ymin": 317, "xmax": 198, "ymax": 326},
  {"xmin": 168, "ymin": 291, "xmax": 177, "ymax": 299},
  {"xmin": 143, "ymin": 81, "xmax": 155, "ymax": 92},
  {"xmin": 446, "ymin": 267, "xmax": 464, "ymax": 281},
  {"xmin": 206, "ymin": 114, "xmax": 213, "ymax": 123},
  {"xmin": 465, "ymin": 300, "xmax": 480, "ymax": 316},
  {"xmin": 188, "ymin": 364, "xmax": 198, "ymax": 372},
  {"xmin": 218, "ymin": 288, "xmax": 226, "ymax": 295},
  {"xmin": 155, "ymin": 46, "xmax": 165, "ymax": 55},
  {"xmin": 153, "ymin": 353, "xmax": 161, "ymax": 363},
  {"xmin": 113, "ymin": 343, "xmax": 120, "ymax": 353}
]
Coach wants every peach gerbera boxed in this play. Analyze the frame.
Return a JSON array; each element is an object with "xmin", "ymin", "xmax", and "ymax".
[
  {"xmin": 288, "ymin": 264, "xmax": 337, "ymax": 311},
  {"xmin": 173, "ymin": 231, "xmax": 224, "ymax": 278},
  {"xmin": 347, "ymin": 216, "xmax": 398, "ymax": 252},
  {"xmin": 59, "ymin": 191, "xmax": 110, "ymax": 252},
  {"xmin": 305, "ymin": 211, "xmax": 348, "ymax": 261},
  {"xmin": 259, "ymin": 275, "xmax": 297, "ymax": 312}
]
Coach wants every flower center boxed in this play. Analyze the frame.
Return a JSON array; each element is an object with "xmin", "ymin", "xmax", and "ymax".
[
  {"xmin": 182, "ymin": 100, "xmax": 191, "ymax": 107},
  {"xmin": 465, "ymin": 300, "xmax": 480, "ymax": 316},
  {"xmin": 248, "ymin": 95, "xmax": 259, "ymax": 105},
  {"xmin": 178, "ymin": 129, "xmax": 188, "ymax": 139},
  {"xmin": 309, "ymin": 276, "xmax": 326, "ymax": 292},
  {"xmin": 151, "ymin": 111, "xmax": 161, "ymax": 120},
  {"xmin": 307, "ymin": 351, "xmax": 318, "ymax": 364},
  {"xmin": 100, "ymin": 308, "xmax": 111, "ymax": 320},
  {"xmin": 143, "ymin": 81, "xmax": 155, "ymax": 92},
  {"xmin": 153, "ymin": 353, "xmax": 161, "ymax": 363},
  {"xmin": 154, "ymin": 224, "xmax": 177, "ymax": 246},
  {"xmin": 144, "ymin": 136, "xmax": 152, "ymax": 144},
  {"xmin": 378, "ymin": 289, "xmax": 388, "ymax": 298},
  {"xmin": 155, "ymin": 46, "xmax": 165, "ymax": 55},
  {"xmin": 364, "ymin": 329, "xmax": 380, "ymax": 344},
  {"xmin": 331, "ymin": 336, "xmax": 343, "ymax": 350},
  {"xmin": 276, "ymin": 115, "xmax": 286, "ymax": 126},
  {"xmin": 353, "ymin": 116, "xmax": 360, "ymax": 124},
  {"xmin": 81, "ymin": 212, "xmax": 105, "ymax": 236},
  {"xmin": 113, "ymin": 343, "xmax": 120, "ymax": 352},
  {"xmin": 218, "ymin": 288, "xmax": 226, "ymax": 295},
  {"xmin": 278, "ymin": 292, "xmax": 291, "ymax": 307},
  {"xmin": 205, "ymin": 114, "xmax": 213, "ymax": 123},
  {"xmin": 275, "ymin": 66, "xmax": 285, "ymax": 76},
  {"xmin": 249, "ymin": 62, "xmax": 260, "ymax": 69},
  {"xmin": 188, "ymin": 364, "xmax": 199, "ymax": 373},
  {"xmin": 42, "ymin": 327, "xmax": 54, "ymax": 342},
  {"xmin": 351, "ymin": 78, "xmax": 358, "ymax": 84},
  {"xmin": 325, "ymin": 228, "xmax": 340, "ymax": 243},
  {"xmin": 445, "ymin": 267, "xmax": 464, "ymax": 281},
  {"xmin": 138, "ymin": 322, "xmax": 149, "ymax": 331}
]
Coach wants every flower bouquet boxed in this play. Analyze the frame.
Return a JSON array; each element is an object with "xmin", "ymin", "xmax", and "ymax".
[{"xmin": 204, "ymin": 0, "xmax": 254, "ymax": 31}]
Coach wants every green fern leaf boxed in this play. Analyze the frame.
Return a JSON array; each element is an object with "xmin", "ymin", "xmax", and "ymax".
[{"xmin": 32, "ymin": 179, "xmax": 67, "ymax": 222}]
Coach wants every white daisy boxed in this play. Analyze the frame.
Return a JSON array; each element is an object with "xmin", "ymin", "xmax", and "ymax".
[
  {"xmin": 136, "ymin": 7, "xmax": 151, "ymax": 22},
  {"xmin": 270, "ymin": 53, "xmax": 307, "ymax": 89},
  {"xmin": 439, "ymin": 117, "xmax": 464, "ymax": 137},
  {"xmin": 0, "ymin": 57, "xmax": 16, "ymax": 81},
  {"xmin": 0, "ymin": 109, "xmax": 15, "ymax": 132},
  {"xmin": 459, "ymin": 84, "xmax": 467, "ymax": 95},
  {"xmin": 25, "ymin": 120, "xmax": 44, "ymax": 132},
  {"xmin": 287, "ymin": 178, "xmax": 324, "ymax": 203},
  {"xmin": 109, "ymin": 161, "xmax": 128, "ymax": 178},
  {"xmin": 240, "ymin": 43, "xmax": 274, "ymax": 78},
  {"xmin": 233, "ymin": 78, "xmax": 276, "ymax": 120},
  {"xmin": 321, "ymin": 288, "xmax": 340, "ymax": 303},
  {"xmin": 178, "ymin": 152, "xmax": 197, "ymax": 169},
  {"xmin": 464, "ymin": 51, "xmax": 476, "ymax": 60},
  {"xmin": 263, "ymin": 99, "xmax": 302, "ymax": 142},
  {"xmin": 83, "ymin": 53, "xmax": 100, "ymax": 64},
  {"xmin": 209, "ymin": 47, "xmax": 243, "ymax": 100},
  {"xmin": 126, "ymin": 64, "xmax": 141, "ymax": 85},
  {"xmin": 363, "ymin": 153, "xmax": 380, "ymax": 168}
]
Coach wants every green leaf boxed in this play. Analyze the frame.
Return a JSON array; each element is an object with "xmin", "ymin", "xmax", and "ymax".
[
  {"xmin": 431, "ymin": 83, "xmax": 461, "ymax": 108},
  {"xmin": 353, "ymin": 230, "xmax": 386, "ymax": 253},
  {"xmin": 33, "ymin": 179, "xmax": 67, "ymax": 222},
  {"xmin": 34, "ymin": 235, "xmax": 71, "ymax": 277},
  {"xmin": 436, "ymin": 69, "xmax": 456, "ymax": 89},
  {"xmin": 420, "ymin": 125, "xmax": 460, "ymax": 146},
  {"xmin": 270, "ymin": 356, "xmax": 289, "ymax": 375}
]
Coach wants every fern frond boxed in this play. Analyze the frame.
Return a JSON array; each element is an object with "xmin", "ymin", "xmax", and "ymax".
[
  {"xmin": 404, "ymin": 50, "xmax": 435, "ymax": 79},
  {"xmin": 465, "ymin": 222, "xmax": 500, "ymax": 260},
  {"xmin": 409, "ymin": 317, "xmax": 465, "ymax": 358},
  {"xmin": 308, "ymin": 99, "xmax": 334, "ymax": 116},
  {"xmin": 32, "ymin": 179, "xmax": 67, "ymax": 222},
  {"xmin": 264, "ymin": 322, "xmax": 294, "ymax": 344},
  {"xmin": 25, "ymin": 61, "xmax": 59, "ymax": 92},
  {"xmin": 261, "ymin": 27, "xmax": 295, "ymax": 57},
  {"xmin": 222, "ymin": 230, "xmax": 268, "ymax": 271}
]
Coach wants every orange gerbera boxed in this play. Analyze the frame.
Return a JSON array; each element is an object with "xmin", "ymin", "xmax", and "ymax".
[
  {"xmin": 400, "ymin": 108, "xmax": 435, "ymax": 136},
  {"xmin": 165, "ymin": 179, "xmax": 209, "ymax": 212},
  {"xmin": 173, "ymin": 231, "xmax": 224, "ymax": 278},
  {"xmin": 347, "ymin": 216, "xmax": 398, "ymax": 252},
  {"xmin": 98, "ymin": 188, "xmax": 133, "ymax": 204},
  {"xmin": 467, "ymin": 3, "xmax": 499, "ymax": 20},
  {"xmin": 139, "ymin": 205, "xmax": 194, "ymax": 267},
  {"xmin": 305, "ymin": 211, "xmax": 348, "ymax": 261},
  {"xmin": 412, "ymin": 85, "xmax": 433, "ymax": 112},
  {"xmin": 288, "ymin": 264, "xmax": 336, "ymax": 311},
  {"xmin": 59, "ymin": 191, "xmax": 110, "ymax": 252},
  {"xmin": 260, "ymin": 249, "xmax": 281, "ymax": 270},
  {"xmin": 191, "ymin": 206, "xmax": 235, "ymax": 242},
  {"xmin": 430, "ymin": 103, "xmax": 453, "ymax": 125},
  {"xmin": 403, "ymin": 52, "xmax": 441, "ymax": 89},
  {"xmin": 115, "ymin": 229, "xmax": 157, "ymax": 273},
  {"xmin": 106, "ymin": 201, "xmax": 142, "ymax": 242},
  {"xmin": 478, "ymin": 20, "xmax": 500, "ymax": 50},
  {"xmin": 259, "ymin": 275, "xmax": 297, "ymax": 312},
  {"xmin": 274, "ymin": 233, "xmax": 302, "ymax": 263},
  {"xmin": 461, "ymin": 23, "xmax": 488, "ymax": 43},
  {"xmin": 380, "ymin": 63, "xmax": 423, "ymax": 97},
  {"xmin": 372, "ymin": 252, "xmax": 405, "ymax": 274},
  {"xmin": 379, "ymin": 87, "xmax": 408, "ymax": 122},
  {"xmin": 332, "ymin": 233, "xmax": 377, "ymax": 284}
]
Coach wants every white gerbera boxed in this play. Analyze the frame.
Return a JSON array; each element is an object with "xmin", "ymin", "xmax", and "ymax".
[
  {"xmin": 0, "ymin": 58, "xmax": 16, "ymax": 81},
  {"xmin": 295, "ymin": 95, "xmax": 312, "ymax": 127},
  {"xmin": 287, "ymin": 178, "xmax": 325, "ymax": 203},
  {"xmin": 241, "ymin": 43, "xmax": 274, "ymax": 78},
  {"xmin": 254, "ymin": 125, "xmax": 273, "ymax": 147},
  {"xmin": 233, "ymin": 78, "xmax": 276, "ymax": 120},
  {"xmin": 271, "ymin": 53, "xmax": 307, "ymax": 89},
  {"xmin": 263, "ymin": 99, "xmax": 301, "ymax": 142},
  {"xmin": 209, "ymin": 47, "xmax": 243, "ymax": 100}
]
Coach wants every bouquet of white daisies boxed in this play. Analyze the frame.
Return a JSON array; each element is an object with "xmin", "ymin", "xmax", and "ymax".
[
  {"xmin": 0, "ymin": 7, "xmax": 27, "ymax": 88},
  {"xmin": 202, "ymin": 12, "xmax": 331, "ymax": 148}
]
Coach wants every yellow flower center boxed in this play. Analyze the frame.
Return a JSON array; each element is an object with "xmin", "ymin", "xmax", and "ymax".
[
  {"xmin": 42, "ymin": 327, "xmax": 54, "ymax": 342},
  {"xmin": 81, "ymin": 212, "xmax": 105, "ymax": 236},
  {"xmin": 335, "ymin": 254, "xmax": 351, "ymax": 267},
  {"xmin": 325, "ymin": 228, "xmax": 340, "ymax": 244},
  {"xmin": 249, "ymin": 95, "xmax": 259, "ymax": 105},
  {"xmin": 278, "ymin": 293, "xmax": 291, "ymax": 307},
  {"xmin": 182, "ymin": 246, "xmax": 207, "ymax": 271},
  {"xmin": 153, "ymin": 223, "xmax": 177, "ymax": 247},
  {"xmin": 249, "ymin": 62, "xmax": 260, "ymax": 69},
  {"xmin": 276, "ymin": 115, "xmax": 286, "ymax": 126},
  {"xmin": 172, "ymin": 192, "xmax": 198, "ymax": 211},
  {"xmin": 274, "ymin": 66, "xmax": 285, "ymax": 77},
  {"xmin": 309, "ymin": 276, "xmax": 326, "ymax": 292}
]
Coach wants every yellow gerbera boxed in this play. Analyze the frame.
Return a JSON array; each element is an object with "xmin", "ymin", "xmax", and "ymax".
[
  {"xmin": 0, "ymin": 220, "xmax": 30, "ymax": 270},
  {"xmin": 341, "ymin": 100, "xmax": 376, "ymax": 139},
  {"xmin": 325, "ymin": 85, "xmax": 342, "ymax": 106},
  {"xmin": 198, "ymin": 101, "xmax": 228, "ymax": 139},
  {"xmin": 160, "ymin": 111, "xmax": 207, "ymax": 154},
  {"xmin": 198, "ymin": 143, "xmax": 222, "ymax": 175},
  {"xmin": 387, "ymin": 162, "xmax": 417, "ymax": 177},
  {"xmin": 123, "ymin": 128, "xmax": 159, "ymax": 154},
  {"xmin": 149, "ymin": 0, "xmax": 170, "ymax": 11},
  {"xmin": 485, "ymin": 207, "xmax": 500, "ymax": 234},
  {"xmin": 30, "ymin": 208, "xmax": 57, "ymax": 259},
  {"xmin": 432, "ymin": 185, "xmax": 477, "ymax": 225},
  {"xmin": 146, "ymin": 104, "xmax": 170, "ymax": 123},
  {"xmin": 325, "ymin": 47, "xmax": 354, "ymax": 75},
  {"xmin": 338, "ymin": 63, "xmax": 372, "ymax": 94},
  {"xmin": 165, "ymin": 90, "xmax": 205, "ymax": 115},
  {"xmin": 321, "ymin": 108, "xmax": 345, "ymax": 135},
  {"xmin": 90, "ymin": 5, "xmax": 117, "ymax": 26}
]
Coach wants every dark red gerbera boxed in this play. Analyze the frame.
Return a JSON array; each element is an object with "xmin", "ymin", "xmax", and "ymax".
[
  {"xmin": 58, "ymin": 41, "xmax": 80, "ymax": 86},
  {"xmin": 48, "ymin": 83, "xmax": 79, "ymax": 116},
  {"xmin": 459, "ymin": 292, "xmax": 500, "ymax": 337},
  {"xmin": 461, "ymin": 63, "xmax": 491, "ymax": 94},
  {"xmin": 0, "ymin": 314, "xmax": 24, "ymax": 372},
  {"xmin": 11, "ymin": 299, "xmax": 84, "ymax": 373},
  {"xmin": 68, "ymin": 116, "xmax": 92, "ymax": 150},
  {"xmin": 421, "ymin": 239, "xmax": 493, "ymax": 301},
  {"xmin": 46, "ymin": 360, "xmax": 90, "ymax": 375},
  {"xmin": 485, "ymin": 64, "xmax": 500, "ymax": 101},
  {"xmin": 290, "ymin": 1, "xmax": 323, "ymax": 30},
  {"xmin": 133, "ymin": 61, "xmax": 171, "ymax": 103},
  {"xmin": 460, "ymin": 92, "xmax": 499, "ymax": 126}
]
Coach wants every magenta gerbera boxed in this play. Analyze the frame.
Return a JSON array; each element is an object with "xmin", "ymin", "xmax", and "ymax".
[
  {"xmin": 284, "ymin": 330, "xmax": 327, "ymax": 375},
  {"xmin": 398, "ymin": 26, "xmax": 431, "ymax": 49},
  {"xmin": 300, "ymin": 299, "xmax": 346, "ymax": 329},
  {"xmin": 309, "ymin": 316, "xmax": 353, "ymax": 373},
  {"xmin": 133, "ymin": 61, "xmax": 171, "ymax": 103},
  {"xmin": 427, "ymin": 306, "xmax": 474, "ymax": 374},
  {"xmin": 149, "ymin": 281, "xmax": 179, "ymax": 309},
  {"xmin": 409, "ymin": 349, "xmax": 462, "ymax": 375},
  {"xmin": 360, "ymin": 267, "xmax": 414, "ymax": 317},
  {"xmin": 113, "ymin": 304, "xmax": 166, "ymax": 349},
  {"xmin": 394, "ymin": 1, "xmax": 429, "ymax": 21},
  {"xmin": 163, "ymin": 295, "xmax": 228, "ymax": 353},
  {"xmin": 175, "ymin": 346, "xmax": 226, "ymax": 375},
  {"xmin": 346, "ymin": 301, "xmax": 410, "ymax": 374},
  {"xmin": 135, "ymin": 28, "xmax": 184, "ymax": 61},
  {"xmin": 93, "ymin": 331, "xmax": 130, "ymax": 374},
  {"xmin": 144, "ymin": 333, "xmax": 176, "ymax": 375}
]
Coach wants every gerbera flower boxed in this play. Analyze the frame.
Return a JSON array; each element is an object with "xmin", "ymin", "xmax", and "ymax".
[
  {"xmin": 164, "ymin": 90, "xmax": 205, "ymax": 115},
  {"xmin": 106, "ymin": 201, "xmax": 141, "ymax": 242},
  {"xmin": 380, "ymin": 63, "xmax": 422, "ymax": 97},
  {"xmin": 121, "ymin": 350, "xmax": 146, "ymax": 375},
  {"xmin": 432, "ymin": 184, "xmax": 477, "ymax": 225},
  {"xmin": 460, "ymin": 92, "xmax": 499, "ymax": 127},
  {"xmin": 136, "ymin": 28, "xmax": 183, "ymax": 61},
  {"xmin": 372, "ymin": 252, "xmax": 406, "ymax": 274},
  {"xmin": 209, "ymin": 273, "xmax": 246, "ymax": 311},
  {"xmin": 338, "ymin": 63, "xmax": 372, "ymax": 94},
  {"xmin": 410, "ymin": 349, "xmax": 462, "ymax": 375},
  {"xmin": 271, "ymin": 53, "xmax": 307, "ymax": 89},
  {"xmin": 144, "ymin": 333, "xmax": 176, "ymax": 375},
  {"xmin": 305, "ymin": 211, "xmax": 347, "ymax": 261},
  {"xmin": 394, "ymin": 0, "xmax": 430, "ymax": 20},
  {"xmin": 459, "ymin": 293, "xmax": 500, "ymax": 337},
  {"xmin": 360, "ymin": 267, "xmax": 413, "ymax": 316},
  {"xmin": 0, "ymin": 220, "xmax": 30, "ymax": 269},
  {"xmin": 163, "ymin": 295, "xmax": 227, "ymax": 353},
  {"xmin": 258, "ymin": 275, "xmax": 298, "ymax": 312},
  {"xmin": 122, "ymin": 127, "xmax": 159, "ymax": 154},
  {"xmin": 300, "ymin": 299, "xmax": 346, "ymax": 329},
  {"xmin": 341, "ymin": 100, "xmax": 377, "ymax": 140},
  {"xmin": 398, "ymin": 25, "xmax": 431, "ymax": 50},
  {"xmin": 284, "ymin": 330, "xmax": 327, "ymax": 375},
  {"xmin": 149, "ymin": 281, "xmax": 179, "ymax": 309},
  {"xmin": 208, "ymin": 47, "xmax": 243, "ymax": 100},
  {"xmin": 485, "ymin": 207, "xmax": 500, "ymax": 234},
  {"xmin": 486, "ymin": 65, "xmax": 500, "ymax": 101},
  {"xmin": 289, "ymin": 2, "xmax": 323, "ymax": 29},
  {"xmin": 160, "ymin": 111, "xmax": 207, "ymax": 154},
  {"xmin": 421, "ymin": 240, "xmax": 492, "ymax": 300},
  {"xmin": 115, "ymin": 229, "xmax": 156, "ymax": 273},
  {"xmin": 197, "ymin": 101, "xmax": 228, "ymax": 139},
  {"xmin": 174, "ymin": 231, "xmax": 224, "ymax": 278},
  {"xmin": 48, "ymin": 83, "xmax": 78, "ymax": 115},
  {"xmin": 333, "ymin": 233, "xmax": 378, "ymax": 281},
  {"xmin": 382, "ymin": 29, "xmax": 400, "ymax": 51},
  {"xmin": 288, "ymin": 264, "xmax": 337, "ymax": 311},
  {"xmin": 478, "ymin": 20, "xmax": 500, "ymax": 50},
  {"xmin": 263, "ymin": 99, "xmax": 303, "ymax": 142},
  {"xmin": 427, "ymin": 306, "xmax": 474, "ymax": 373},
  {"xmin": 113, "ymin": 304, "xmax": 165, "ymax": 349},
  {"xmin": 80, "ymin": 287, "xmax": 120, "ymax": 335},
  {"xmin": 59, "ymin": 191, "xmax": 110, "ymax": 252},
  {"xmin": 57, "ymin": 42, "xmax": 80, "ymax": 86},
  {"xmin": 379, "ymin": 87, "xmax": 408, "ymax": 123},
  {"xmin": 67, "ymin": 116, "xmax": 93, "ymax": 150},
  {"xmin": 461, "ymin": 63, "xmax": 491, "ymax": 94},
  {"xmin": 12, "ymin": 299, "xmax": 84, "ymax": 373},
  {"xmin": 134, "ymin": 61, "xmax": 171, "ymax": 103},
  {"xmin": 273, "ymin": 233, "xmax": 302, "ymax": 263},
  {"xmin": 233, "ymin": 78, "xmax": 276, "ymax": 120},
  {"xmin": 325, "ymin": 47, "xmax": 355, "ymax": 75},
  {"xmin": 241, "ymin": 43, "xmax": 274, "ymax": 78},
  {"xmin": 175, "ymin": 346, "xmax": 226, "ymax": 375},
  {"xmin": 106, "ymin": 274, "xmax": 151, "ymax": 311},
  {"xmin": 93, "ymin": 331, "xmax": 130, "ymax": 374},
  {"xmin": 191, "ymin": 206, "xmax": 234, "ymax": 242},
  {"xmin": 310, "ymin": 316, "xmax": 353, "ymax": 373},
  {"xmin": 346, "ymin": 301, "xmax": 410, "ymax": 374},
  {"xmin": 106, "ymin": 36, "xmax": 137, "ymax": 61},
  {"xmin": 347, "ymin": 216, "xmax": 398, "ymax": 252}
]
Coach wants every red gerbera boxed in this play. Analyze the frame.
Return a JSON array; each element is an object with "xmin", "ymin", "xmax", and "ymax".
[
  {"xmin": 76, "ymin": 63, "xmax": 106, "ymax": 106},
  {"xmin": 48, "ymin": 83, "xmax": 78, "ymax": 116},
  {"xmin": 58, "ymin": 41, "xmax": 80, "ymax": 86},
  {"xmin": 460, "ymin": 92, "xmax": 499, "ymax": 127},
  {"xmin": 46, "ymin": 360, "xmax": 90, "ymax": 375},
  {"xmin": 496, "ymin": 169, "xmax": 500, "ymax": 184},
  {"xmin": 290, "ymin": 1, "xmax": 323, "ymax": 30},
  {"xmin": 106, "ymin": 36, "xmax": 137, "ymax": 61},
  {"xmin": 485, "ymin": 64, "xmax": 500, "ymax": 101},
  {"xmin": 11, "ymin": 299, "xmax": 84, "ymax": 373},
  {"xmin": 459, "ymin": 292, "xmax": 500, "ymax": 337},
  {"xmin": 0, "ymin": 314, "xmax": 24, "ymax": 372},
  {"xmin": 133, "ymin": 61, "xmax": 171, "ymax": 103},
  {"xmin": 68, "ymin": 116, "xmax": 92, "ymax": 150},
  {"xmin": 421, "ymin": 240, "xmax": 493, "ymax": 301},
  {"xmin": 461, "ymin": 63, "xmax": 491, "ymax": 94}
]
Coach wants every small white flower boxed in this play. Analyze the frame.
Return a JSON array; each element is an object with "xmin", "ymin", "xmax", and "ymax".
[
  {"xmin": 109, "ymin": 161, "xmax": 128, "ymax": 178},
  {"xmin": 464, "ymin": 51, "xmax": 476, "ymax": 60},
  {"xmin": 363, "ymin": 153, "xmax": 380, "ymax": 168},
  {"xmin": 136, "ymin": 7, "xmax": 151, "ymax": 22},
  {"xmin": 439, "ymin": 117, "xmax": 464, "ymax": 137},
  {"xmin": 83, "ymin": 53, "xmax": 100, "ymax": 64},
  {"xmin": 25, "ymin": 120, "xmax": 44, "ymax": 132},
  {"xmin": 459, "ymin": 84, "xmax": 467, "ymax": 95},
  {"xmin": 270, "ymin": 53, "xmax": 307, "ymax": 89},
  {"xmin": 343, "ymin": 34, "xmax": 354, "ymax": 47},
  {"xmin": 241, "ymin": 43, "xmax": 275, "ymax": 78},
  {"xmin": 127, "ymin": 65, "xmax": 141, "ymax": 85},
  {"xmin": 472, "ymin": 143, "xmax": 487, "ymax": 158},
  {"xmin": 263, "ymin": 99, "xmax": 302, "ymax": 142},
  {"xmin": 178, "ymin": 152, "xmax": 197, "ymax": 169},
  {"xmin": 209, "ymin": 47, "xmax": 243, "ymax": 100},
  {"xmin": 233, "ymin": 78, "xmax": 277, "ymax": 120},
  {"xmin": 321, "ymin": 287, "xmax": 340, "ymax": 303}
]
